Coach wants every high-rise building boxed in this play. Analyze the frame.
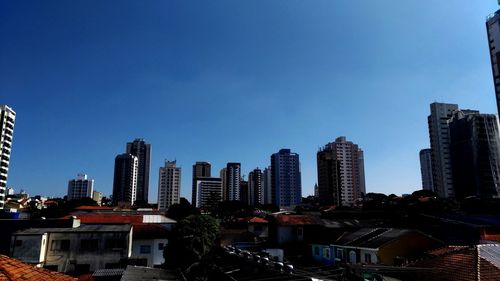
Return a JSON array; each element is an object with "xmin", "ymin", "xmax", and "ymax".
[
  {"xmin": 226, "ymin": 163, "xmax": 241, "ymax": 201},
  {"xmin": 158, "ymin": 160, "xmax": 181, "ymax": 211},
  {"xmin": 449, "ymin": 110, "xmax": 500, "ymax": 199},
  {"xmin": 487, "ymin": 7, "xmax": 500, "ymax": 117},
  {"xmin": 271, "ymin": 149, "xmax": 302, "ymax": 208},
  {"xmin": 195, "ymin": 177, "xmax": 222, "ymax": 209},
  {"xmin": 317, "ymin": 148, "xmax": 341, "ymax": 206},
  {"xmin": 92, "ymin": 191, "xmax": 103, "ymax": 205},
  {"xmin": 192, "ymin": 161, "xmax": 211, "ymax": 205},
  {"xmin": 248, "ymin": 168, "xmax": 263, "ymax": 205},
  {"xmin": 0, "ymin": 105, "xmax": 15, "ymax": 209},
  {"xmin": 262, "ymin": 166, "xmax": 272, "ymax": 204},
  {"xmin": 67, "ymin": 174, "xmax": 94, "ymax": 200},
  {"xmin": 126, "ymin": 139, "xmax": 151, "ymax": 205},
  {"xmin": 240, "ymin": 179, "xmax": 249, "ymax": 205},
  {"xmin": 112, "ymin": 153, "xmax": 138, "ymax": 206},
  {"xmin": 428, "ymin": 102, "xmax": 459, "ymax": 198},
  {"xmin": 419, "ymin": 149, "xmax": 434, "ymax": 191},
  {"xmin": 317, "ymin": 137, "xmax": 365, "ymax": 206},
  {"xmin": 220, "ymin": 167, "xmax": 227, "ymax": 201}
]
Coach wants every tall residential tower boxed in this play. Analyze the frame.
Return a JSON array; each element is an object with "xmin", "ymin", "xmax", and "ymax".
[
  {"xmin": 449, "ymin": 110, "xmax": 500, "ymax": 199},
  {"xmin": 126, "ymin": 139, "xmax": 151, "ymax": 205},
  {"xmin": 0, "ymin": 105, "xmax": 15, "ymax": 209},
  {"xmin": 67, "ymin": 174, "xmax": 94, "ymax": 200},
  {"xmin": 271, "ymin": 149, "xmax": 302, "ymax": 208},
  {"xmin": 226, "ymin": 162, "xmax": 241, "ymax": 201},
  {"xmin": 419, "ymin": 149, "xmax": 434, "ymax": 191},
  {"xmin": 158, "ymin": 160, "xmax": 181, "ymax": 211},
  {"xmin": 112, "ymin": 153, "xmax": 138, "ymax": 206},
  {"xmin": 487, "ymin": 6, "xmax": 500, "ymax": 117},
  {"xmin": 317, "ymin": 137, "xmax": 365, "ymax": 206},
  {"xmin": 192, "ymin": 162, "xmax": 211, "ymax": 205},
  {"xmin": 428, "ymin": 102, "xmax": 459, "ymax": 198}
]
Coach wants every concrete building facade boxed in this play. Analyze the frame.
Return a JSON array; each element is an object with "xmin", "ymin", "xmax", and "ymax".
[
  {"xmin": 157, "ymin": 160, "xmax": 181, "ymax": 211},
  {"xmin": 419, "ymin": 149, "xmax": 434, "ymax": 191},
  {"xmin": 449, "ymin": 110, "xmax": 500, "ymax": 199},
  {"xmin": 67, "ymin": 174, "xmax": 94, "ymax": 201},
  {"xmin": 271, "ymin": 149, "xmax": 302, "ymax": 208},
  {"xmin": 428, "ymin": 102, "xmax": 459, "ymax": 198},
  {"xmin": 126, "ymin": 139, "xmax": 151, "ymax": 205},
  {"xmin": 195, "ymin": 177, "xmax": 222, "ymax": 209},
  {"xmin": 0, "ymin": 105, "xmax": 15, "ymax": 209},
  {"xmin": 191, "ymin": 162, "xmax": 211, "ymax": 205},
  {"xmin": 112, "ymin": 153, "xmax": 138, "ymax": 206},
  {"xmin": 487, "ymin": 7, "xmax": 500, "ymax": 117},
  {"xmin": 226, "ymin": 163, "xmax": 241, "ymax": 201},
  {"xmin": 317, "ymin": 137, "xmax": 365, "ymax": 206}
]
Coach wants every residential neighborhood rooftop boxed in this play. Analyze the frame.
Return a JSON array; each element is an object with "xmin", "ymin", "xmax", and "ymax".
[{"xmin": 0, "ymin": 255, "xmax": 76, "ymax": 281}]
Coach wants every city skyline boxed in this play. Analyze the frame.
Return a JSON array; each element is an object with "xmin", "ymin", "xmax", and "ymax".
[{"xmin": 2, "ymin": 1, "xmax": 499, "ymax": 201}]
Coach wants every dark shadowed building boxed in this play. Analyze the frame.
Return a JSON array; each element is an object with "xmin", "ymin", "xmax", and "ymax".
[{"xmin": 126, "ymin": 139, "xmax": 151, "ymax": 205}]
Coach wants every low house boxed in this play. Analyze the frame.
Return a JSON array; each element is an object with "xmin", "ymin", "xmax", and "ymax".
[
  {"xmin": 239, "ymin": 217, "xmax": 269, "ymax": 239},
  {"xmin": 332, "ymin": 228, "xmax": 441, "ymax": 265},
  {"xmin": 130, "ymin": 224, "xmax": 169, "ymax": 267},
  {"xmin": 311, "ymin": 244, "xmax": 335, "ymax": 265},
  {"xmin": 10, "ymin": 224, "xmax": 133, "ymax": 273},
  {"xmin": 268, "ymin": 214, "xmax": 321, "ymax": 245}
]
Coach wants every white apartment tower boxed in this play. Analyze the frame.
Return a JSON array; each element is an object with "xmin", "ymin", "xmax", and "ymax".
[
  {"xmin": 112, "ymin": 153, "xmax": 138, "ymax": 206},
  {"xmin": 67, "ymin": 174, "xmax": 94, "ymax": 200},
  {"xmin": 195, "ymin": 177, "xmax": 222, "ymax": 209},
  {"xmin": 428, "ymin": 102, "xmax": 459, "ymax": 198},
  {"xmin": 321, "ymin": 137, "xmax": 366, "ymax": 206},
  {"xmin": 158, "ymin": 160, "xmax": 181, "ymax": 211},
  {"xmin": 0, "ymin": 105, "xmax": 15, "ymax": 209},
  {"xmin": 487, "ymin": 7, "xmax": 500, "ymax": 118},
  {"xmin": 226, "ymin": 163, "xmax": 241, "ymax": 201}
]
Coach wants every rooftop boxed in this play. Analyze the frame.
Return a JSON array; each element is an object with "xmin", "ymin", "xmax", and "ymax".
[
  {"xmin": 409, "ymin": 244, "xmax": 500, "ymax": 281},
  {"xmin": 120, "ymin": 266, "xmax": 184, "ymax": 281},
  {"xmin": 334, "ymin": 228, "xmax": 418, "ymax": 249},
  {"xmin": 0, "ymin": 255, "xmax": 76, "ymax": 281},
  {"xmin": 274, "ymin": 215, "xmax": 320, "ymax": 226},
  {"xmin": 14, "ymin": 224, "xmax": 131, "ymax": 235}
]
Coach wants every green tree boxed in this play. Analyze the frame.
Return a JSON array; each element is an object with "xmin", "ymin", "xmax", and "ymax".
[
  {"xmin": 163, "ymin": 214, "xmax": 220, "ymax": 277},
  {"xmin": 167, "ymin": 197, "xmax": 200, "ymax": 221}
]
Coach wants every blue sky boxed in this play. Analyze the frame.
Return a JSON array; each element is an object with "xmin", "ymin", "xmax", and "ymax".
[{"xmin": 1, "ymin": 1, "xmax": 499, "ymax": 202}]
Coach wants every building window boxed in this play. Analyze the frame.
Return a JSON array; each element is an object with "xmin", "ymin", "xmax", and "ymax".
[
  {"xmin": 51, "ymin": 240, "xmax": 70, "ymax": 251},
  {"xmin": 336, "ymin": 249, "xmax": 344, "ymax": 260},
  {"xmin": 15, "ymin": 240, "xmax": 22, "ymax": 247},
  {"xmin": 140, "ymin": 245, "xmax": 151, "ymax": 254},
  {"xmin": 106, "ymin": 239, "xmax": 125, "ymax": 250},
  {"xmin": 323, "ymin": 248, "xmax": 331, "ymax": 259},
  {"xmin": 314, "ymin": 246, "xmax": 320, "ymax": 256},
  {"xmin": 296, "ymin": 227, "xmax": 303, "ymax": 237},
  {"xmin": 158, "ymin": 243, "xmax": 164, "ymax": 250},
  {"xmin": 364, "ymin": 253, "xmax": 372, "ymax": 263},
  {"xmin": 80, "ymin": 239, "xmax": 98, "ymax": 252}
]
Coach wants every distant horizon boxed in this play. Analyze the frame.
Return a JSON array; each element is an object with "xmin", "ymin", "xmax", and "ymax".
[{"xmin": 2, "ymin": 1, "xmax": 499, "ymax": 202}]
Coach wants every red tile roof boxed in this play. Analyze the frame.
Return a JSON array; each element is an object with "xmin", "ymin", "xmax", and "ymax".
[
  {"xmin": 133, "ymin": 224, "xmax": 170, "ymax": 240},
  {"xmin": 0, "ymin": 255, "xmax": 77, "ymax": 281},
  {"xmin": 74, "ymin": 206, "xmax": 114, "ymax": 211},
  {"xmin": 238, "ymin": 217, "xmax": 268, "ymax": 224},
  {"xmin": 63, "ymin": 213, "xmax": 143, "ymax": 224},
  {"xmin": 274, "ymin": 215, "xmax": 320, "ymax": 226},
  {"xmin": 409, "ymin": 244, "xmax": 500, "ymax": 281},
  {"xmin": 249, "ymin": 217, "xmax": 268, "ymax": 224}
]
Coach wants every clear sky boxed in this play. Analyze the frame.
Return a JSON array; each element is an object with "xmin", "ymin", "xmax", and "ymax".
[{"xmin": 1, "ymin": 1, "xmax": 499, "ymax": 202}]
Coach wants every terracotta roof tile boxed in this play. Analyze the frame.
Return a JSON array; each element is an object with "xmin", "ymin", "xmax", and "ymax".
[
  {"xmin": 409, "ymin": 244, "xmax": 500, "ymax": 281},
  {"xmin": 133, "ymin": 224, "xmax": 169, "ymax": 239},
  {"xmin": 63, "ymin": 213, "xmax": 143, "ymax": 224},
  {"xmin": 0, "ymin": 255, "xmax": 76, "ymax": 281},
  {"xmin": 274, "ymin": 215, "xmax": 320, "ymax": 226}
]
